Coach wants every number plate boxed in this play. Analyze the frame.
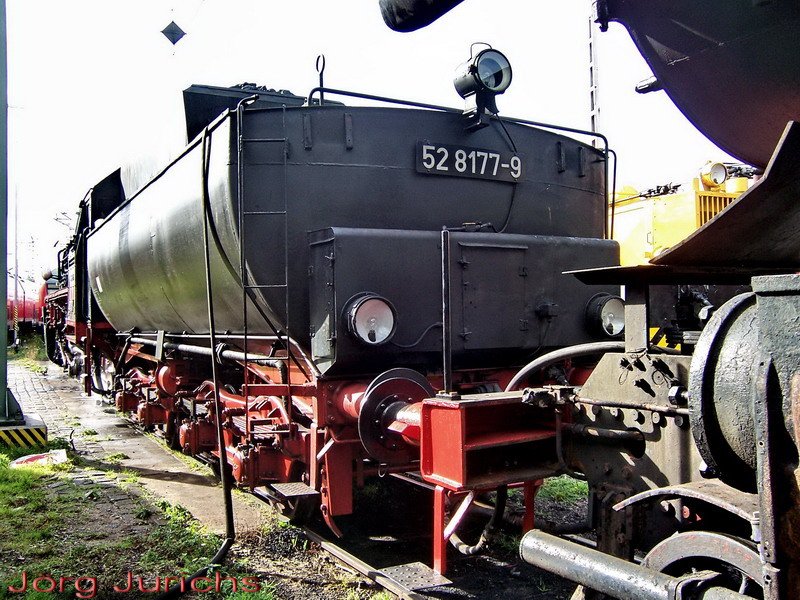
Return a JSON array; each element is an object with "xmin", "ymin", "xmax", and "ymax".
[{"xmin": 416, "ymin": 142, "xmax": 522, "ymax": 182}]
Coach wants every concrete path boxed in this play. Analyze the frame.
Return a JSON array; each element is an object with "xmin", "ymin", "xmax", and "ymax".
[{"xmin": 8, "ymin": 362, "xmax": 267, "ymax": 535}]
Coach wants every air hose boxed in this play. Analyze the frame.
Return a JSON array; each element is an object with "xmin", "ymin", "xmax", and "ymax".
[
  {"xmin": 449, "ymin": 486, "xmax": 508, "ymax": 555},
  {"xmin": 158, "ymin": 128, "xmax": 235, "ymax": 599},
  {"xmin": 505, "ymin": 341, "xmax": 625, "ymax": 391}
]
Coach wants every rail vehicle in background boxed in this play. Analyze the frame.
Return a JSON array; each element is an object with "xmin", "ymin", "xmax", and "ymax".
[
  {"xmin": 6, "ymin": 273, "xmax": 52, "ymax": 346},
  {"xmin": 612, "ymin": 162, "xmax": 756, "ymax": 268},
  {"xmin": 612, "ymin": 163, "xmax": 757, "ymax": 353},
  {"xmin": 379, "ymin": 0, "xmax": 800, "ymax": 599},
  {"xmin": 6, "ymin": 295, "xmax": 40, "ymax": 344},
  {"xmin": 44, "ymin": 56, "xmax": 627, "ymax": 578}
]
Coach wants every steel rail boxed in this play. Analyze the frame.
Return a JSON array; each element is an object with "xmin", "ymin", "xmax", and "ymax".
[{"xmin": 301, "ymin": 526, "xmax": 430, "ymax": 600}]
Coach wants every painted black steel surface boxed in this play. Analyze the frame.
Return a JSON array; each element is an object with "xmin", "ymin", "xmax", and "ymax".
[
  {"xmin": 379, "ymin": 0, "xmax": 464, "ymax": 32},
  {"xmin": 86, "ymin": 105, "xmax": 611, "ymax": 374},
  {"xmin": 182, "ymin": 84, "xmax": 344, "ymax": 143},
  {"xmin": 599, "ymin": 0, "xmax": 800, "ymax": 169},
  {"xmin": 309, "ymin": 228, "xmax": 618, "ymax": 375}
]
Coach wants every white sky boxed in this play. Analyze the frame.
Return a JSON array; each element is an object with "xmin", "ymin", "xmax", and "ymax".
[{"xmin": 5, "ymin": 0, "xmax": 734, "ymax": 284}]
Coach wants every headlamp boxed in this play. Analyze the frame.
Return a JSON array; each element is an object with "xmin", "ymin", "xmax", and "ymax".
[
  {"xmin": 700, "ymin": 162, "xmax": 728, "ymax": 188},
  {"xmin": 454, "ymin": 48, "xmax": 513, "ymax": 98},
  {"xmin": 586, "ymin": 293, "xmax": 625, "ymax": 337},
  {"xmin": 454, "ymin": 46, "xmax": 513, "ymax": 130},
  {"xmin": 346, "ymin": 294, "xmax": 397, "ymax": 346}
]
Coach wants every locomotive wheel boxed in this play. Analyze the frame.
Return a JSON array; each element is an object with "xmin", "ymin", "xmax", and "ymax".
[
  {"xmin": 91, "ymin": 351, "xmax": 116, "ymax": 395},
  {"xmin": 642, "ymin": 531, "xmax": 763, "ymax": 597}
]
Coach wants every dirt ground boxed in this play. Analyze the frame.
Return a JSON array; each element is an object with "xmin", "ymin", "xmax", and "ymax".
[{"xmin": 4, "ymin": 362, "xmax": 582, "ymax": 600}]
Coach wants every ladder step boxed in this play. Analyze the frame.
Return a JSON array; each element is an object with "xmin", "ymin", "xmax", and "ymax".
[
  {"xmin": 244, "ymin": 284, "xmax": 287, "ymax": 289},
  {"xmin": 241, "ymin": 137, "xmax": 287, "ymax": 143}
]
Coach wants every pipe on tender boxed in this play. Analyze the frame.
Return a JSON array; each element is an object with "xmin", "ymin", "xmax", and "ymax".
[
  {"xmin": 520, "ymin": 530, "xmax": 746, "ymax": 600},
  {"xmin": 129, "ymin": 337, "xmax": 282, "ymax": 368}
]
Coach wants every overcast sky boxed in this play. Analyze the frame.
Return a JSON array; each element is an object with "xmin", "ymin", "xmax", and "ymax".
[{"xmin": 6, "ymin": 0, "xmax": 733, "ymax": 286}]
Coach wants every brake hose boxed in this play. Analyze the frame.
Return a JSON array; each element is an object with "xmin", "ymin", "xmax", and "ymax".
[{"xmin": 449, "ymin": 486, "xmax": 508, "ymax": 556}]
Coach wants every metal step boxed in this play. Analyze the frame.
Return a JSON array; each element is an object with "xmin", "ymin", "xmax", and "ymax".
[
  {"xmin": 244, "ymin": 284, "xmax": 287, "ymax": 289},
  {"xmin": 269, "ymin": 481, "xmax": 320, "ymax": 500},
  {"xmin": 230, "ymin": 415, "xmax": 278, "ymax": 438},
  {"xmin": 242, "ymin": 210, "xmax": 286, "ymax": 216},
  {"xmin": 381, "ymin": 562, "xmax": 452, "ymax": 591}
]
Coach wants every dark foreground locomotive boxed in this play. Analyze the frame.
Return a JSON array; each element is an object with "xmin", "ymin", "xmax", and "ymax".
[{"xmin": 379, "ymin": 1, "xmax": 800, "ymax": 598}]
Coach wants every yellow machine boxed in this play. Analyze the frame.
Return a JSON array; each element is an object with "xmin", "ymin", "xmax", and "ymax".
[{"xmin": 612, "ymin": 162, "xmax": 755, "ymax": 266}]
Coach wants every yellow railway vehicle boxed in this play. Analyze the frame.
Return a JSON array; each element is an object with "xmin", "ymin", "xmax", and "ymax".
[{"xmin": 612, "ymin": 162, "xmax": 755, "ymax": 266}]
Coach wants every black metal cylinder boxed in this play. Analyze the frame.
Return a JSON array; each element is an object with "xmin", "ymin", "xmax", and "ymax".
[{"xmin": 688, "ymin": 292, "xmax": 758, "ymax": 489}]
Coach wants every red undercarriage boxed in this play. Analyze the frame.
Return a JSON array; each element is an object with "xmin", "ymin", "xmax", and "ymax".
[{"xmin": 94, "ymin": 338, "xmax": 589, "ymax": 574}]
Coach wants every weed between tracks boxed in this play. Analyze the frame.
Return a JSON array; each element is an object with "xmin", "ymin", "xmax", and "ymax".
[
  {"xmin": 490, "ymin": 475, "xmax": 589, "ymax": 565},
  {"xmin": 537, "ymin": 475, "xmax": 589, "ymax": 504}
]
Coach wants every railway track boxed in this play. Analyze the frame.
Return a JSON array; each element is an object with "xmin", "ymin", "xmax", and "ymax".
[
  {"xmin": 123, "ymin": 410, "xmax": 581, "ymax": 600},
  {"xmin": 301, "ymin": 527, "xmax": 439, "ymax": 600},
  {"xmin": 127, "ymin": 416, "xmax": 441, "ymax": 598}
]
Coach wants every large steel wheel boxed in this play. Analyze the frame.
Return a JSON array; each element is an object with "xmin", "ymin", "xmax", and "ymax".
[
  {"xmin": 91, "ymin": 350, "xmax": 116, "ymax": 395},
  {"xmin": 43, "ymin": 324, "xmax": 61, "ymax": 365},
  {"xmin": 642, "ymin": 531, "xmax": 763, "ymax": 597}
]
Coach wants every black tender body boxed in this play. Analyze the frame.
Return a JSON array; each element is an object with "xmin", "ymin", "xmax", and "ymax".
[{"xmin": 86, "ymin": 101, "xmax": 618, "ymax": 376}]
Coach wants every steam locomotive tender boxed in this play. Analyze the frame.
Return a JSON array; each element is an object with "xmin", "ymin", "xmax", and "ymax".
[{"xmin": 45, "ymin": 55, "xmax": 624, "ymax": 574}]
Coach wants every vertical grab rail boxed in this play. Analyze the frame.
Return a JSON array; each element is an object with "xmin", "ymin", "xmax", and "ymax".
[
  {"xmin": 236, "ymin": 97, "xmax": 298, "ymax": 441},
  {"xmin": 280, "ymin": 106, "xmax": 293, "ymax": 417},
  {"xmin": 441, "ymin": 228, "xmax": 453, "ymax": 393},
  {"xmin": 236, "ymin": 99, "xmax": 252, "ymax": 439}
]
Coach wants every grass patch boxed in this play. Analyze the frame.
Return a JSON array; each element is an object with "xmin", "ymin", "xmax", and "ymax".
[
  {"xmin": 63, "ymin": 415, "xmax": 81, "ymax": 428},
  {"xmin": 492, "ymin": 530, "xmax": 522, "ymax": 558},
  {"xmin": 0, "ymin": 442, "xmax": 81, "ymax": 599},
  {"xmin": 120, "ymin": 469, "xmax": 140, "ymax": 485},
  {"xmin": 105, "ymin": 452, "xmax": 129, "ymax": 464},
  {"xmin": 7, "ymin": 330, "xmax": 48, "ymax": 364},
  {"xmin": 538, "ymin": 475, "xmax": 589, "ymax": 503},
  {"xmin": 223, "ymin": 585, "xmax": 277, "ymax": 600},
  {"xmin": 0, "ymin": 445, "xmax": 268, "ymax": 599},
  {"xmin": 10, "ymin": 358, "xmax": 47, "ymax": 374}
]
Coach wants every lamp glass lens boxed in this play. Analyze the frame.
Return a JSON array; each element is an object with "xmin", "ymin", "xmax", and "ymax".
[
  {"xmin": 601, "ymin": 297, "xmax": 625, "ymax": 336},
  {"xmin": 353, "ymin": 298, "xmax": 395, "ymax": 344},
  {"xmin": 710, "ymin": 163, "xmax": 727, "ymax": 185},
  {"xmin": 476, "ymin": 51, "xmax": 511, "ymax": 92}
]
